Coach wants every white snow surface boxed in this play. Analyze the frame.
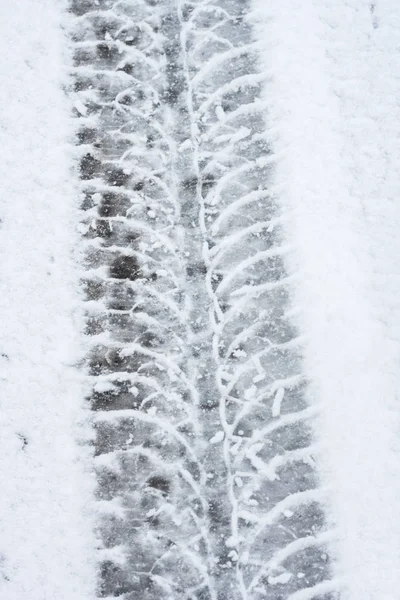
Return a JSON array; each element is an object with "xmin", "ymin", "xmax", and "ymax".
[
  {"xmin": 253, "ymin": 1, "xmax": 400, "ymax": 599},
  {"xmin": 0, "ymin": 1, "xmax": 96, "ymax": 599}
]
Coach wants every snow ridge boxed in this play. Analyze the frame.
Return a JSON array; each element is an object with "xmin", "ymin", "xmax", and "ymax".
[
  {"xmin": 252, "ymin": 2, "xmax": 400, "ymax": 599},
  {"xmin": 0, "ymin": 1, "xmax": 96, "ymax": 599}
]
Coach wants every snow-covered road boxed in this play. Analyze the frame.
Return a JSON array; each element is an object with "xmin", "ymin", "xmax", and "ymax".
[
  {"xmin": 1, "ymin": 0, "xmax": 400, "ymax": 598},
  {"xmin": 253, "ymin": 1, "xmax": 400, "ymax": 598},
  {"xmin": 0, "ymin": 1, "xmax": 95, "ymax": 598}
]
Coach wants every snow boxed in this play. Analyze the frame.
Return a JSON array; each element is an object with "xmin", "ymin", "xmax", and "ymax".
[
  {"xmin": 1, "ymin": 0, "xmax": 400, "ymax": 596},
  {"xmin": 209, "ymin": 430, "xmax": 225, "ymax": 444},
  {"xmin": 252, "ymin": 1, "xmax": 400, "ymax": 599},
  {"xmin": 271, "ymin": 387, "xmax": 284, "ymax": 417},
  {"xmin": 267, "ymin": 572, "xmax": 292, "ymax": 586},
  {"xmin": 0, "ymin": 1, "xmax": 96, "ymax": 599}
]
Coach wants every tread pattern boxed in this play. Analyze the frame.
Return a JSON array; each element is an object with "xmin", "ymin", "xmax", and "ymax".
[
  {"xmin": 176, "ymin": 2, "xmax": 333, "ymax": 598},
  {"xmin": 71, "ymin": 2, "xmax": 210, "ymax": 597},
  {"xmin": 70, "ymin": 1, "xmax": 337, "ymax": 598}
]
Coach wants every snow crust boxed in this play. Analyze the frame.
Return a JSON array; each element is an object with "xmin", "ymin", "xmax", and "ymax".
[
  {"xmin": 0, "ymin": 1, "xmax": 96, "ymax": 598},
  {"xmin": 253, "ymin": 1, "xmax": 400, "ymax": 599}
]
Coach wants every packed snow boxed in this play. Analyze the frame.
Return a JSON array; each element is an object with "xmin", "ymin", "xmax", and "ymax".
[
  {"xmin": 0, "ymin": 1, "xmax": 95, "ymax": 599},
  {"xmin": 253, "ymin": 1, "xmax": 400, "ymax": 598}
]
